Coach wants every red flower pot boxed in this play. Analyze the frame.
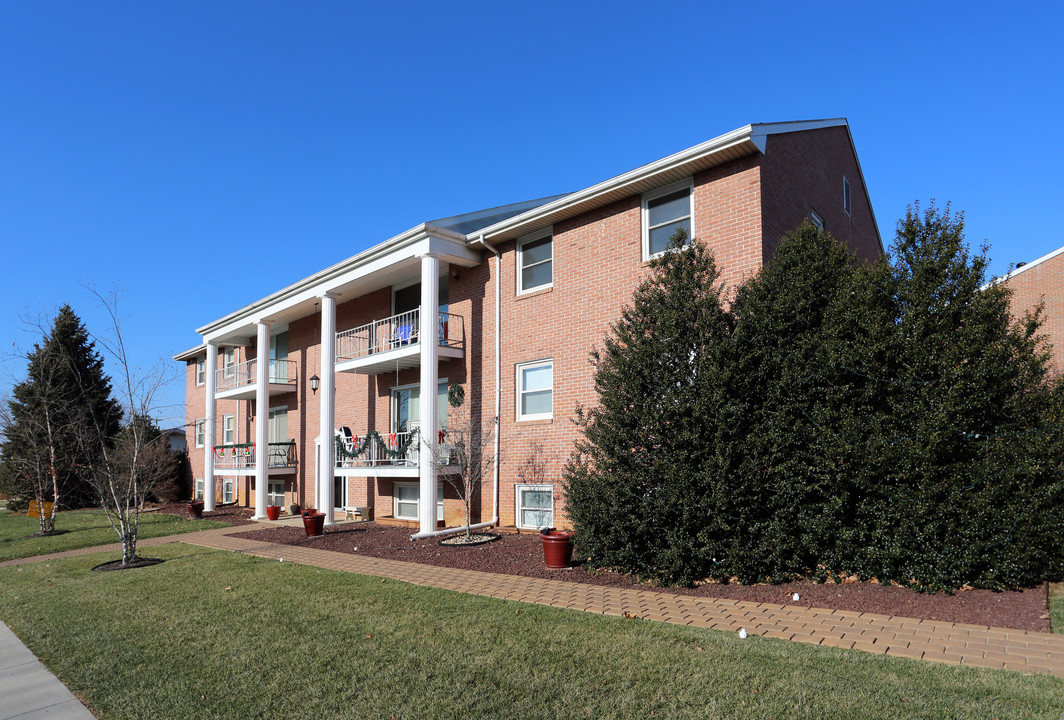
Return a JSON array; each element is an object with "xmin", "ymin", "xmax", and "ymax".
[
  {"xmin": 302, "ymin": 511, "xmax": 326, "ymax": 537},
  {"xmin": 541, "ymin": 530, "xmax": 574, "ymax": 569},
  {"xmin": 266, "ymin": 506, "xmax": 281, "ymax": 521},
  {"xmin": 187, "ymin": 501, "xmax": 204, "ymax": 519}
]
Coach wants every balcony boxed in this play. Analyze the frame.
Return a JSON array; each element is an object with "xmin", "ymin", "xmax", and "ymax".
[
  {"xmin": 215, "ymin": 359, "xmax": 297, "ymax": 400},
  {"xmin": 213, "ymin": 441, "xmax": 297, "ymax": 474},
  {"xmin": 335, "ymin": 309, "xmax": 464, "ymax": 375},
  {"xmin": 334, "ymin": 429, "xmax": 455, "ymax": 477}
]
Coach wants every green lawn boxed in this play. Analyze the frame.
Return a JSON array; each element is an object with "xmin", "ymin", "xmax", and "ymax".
[
  {"xmin": 1050, "ymin": 583, "xmax": 1064, "ymax": 634},
  {"xmin": 0, "ymin": 508, "xmax": 229, "ymax": 562},
  {"xmin": 0, "ymin": 545, "xmax": 1061, "ymax": 719}
]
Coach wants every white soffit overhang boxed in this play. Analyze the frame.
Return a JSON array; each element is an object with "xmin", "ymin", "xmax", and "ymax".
[
  {"xmin": 197, "ymin": 224, "xmax": 479, "ymax": 342},
  {"xmin": 476, "ymin": 118, "xmax": 851, "ymax": 244}
]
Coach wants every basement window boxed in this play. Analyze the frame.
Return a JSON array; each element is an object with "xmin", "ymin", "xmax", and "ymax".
[{"xmin": 516, "ymin": 484, "xmax": 553, "ymax": 530}]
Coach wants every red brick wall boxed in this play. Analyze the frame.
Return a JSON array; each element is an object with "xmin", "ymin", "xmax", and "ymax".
[
  {"xmin": 760, "ymin": 126, "xmax": 881, "ymax": 263},
  {"xmin": 1001, "ymin": 253, "xmax": 1064, "ymax": 375},
  {"xmin": 181, "ymin": 126, "xmax": 882, "ymax": 530}
]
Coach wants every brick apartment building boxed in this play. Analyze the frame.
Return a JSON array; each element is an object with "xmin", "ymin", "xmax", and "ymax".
[
  {"xmin": 997, "ymin": 246, "xmax": 1064, "ymax": 376},
  {"xmin": 174, "ymin": 118, "xmax": 882, "ymax": 538}
]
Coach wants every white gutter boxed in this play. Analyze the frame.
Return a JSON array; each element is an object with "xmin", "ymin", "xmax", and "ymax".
[{"xmin": 410, "ymin": 234, "xmax": 502, "ymax": 541}]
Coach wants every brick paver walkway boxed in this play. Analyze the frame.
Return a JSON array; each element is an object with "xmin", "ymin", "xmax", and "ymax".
[{"xmin": 6, "ymin": 522, "xmax": 1064, "ymax": 678}]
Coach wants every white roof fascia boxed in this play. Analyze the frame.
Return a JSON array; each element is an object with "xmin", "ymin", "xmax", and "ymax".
[
  {"xmin": 747, "ymin": 118, "xmax": 848, "ymax": 152},
  {"xmin": 475, "ymin": 119, "xmax": 854, "ymax": 243},
  {"xmin": 986, "ymin": 243, "xmax": 1064, "ymax": 288},
  {"xmin": 476, "ymin": 124, "xmax": 759, "ymax": 241},
  {"xmin": 197, "ymin": 224, "xmax": 478, "ymax": 341},
  {"xmin": 172, "ymin": 345, "xmax": 206, "ymax": 361}
]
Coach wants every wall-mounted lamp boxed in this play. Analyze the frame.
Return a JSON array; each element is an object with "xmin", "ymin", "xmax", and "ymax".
[{"xmin": 309, "ymin": 374, "xmax": 320, "ymax": 394}]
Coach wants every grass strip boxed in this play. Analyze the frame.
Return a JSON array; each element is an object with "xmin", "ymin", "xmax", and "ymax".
[
  {"xmin": 1, "ymin": 544, "xmax": 1062, "ymax": 719},
  {"xmin": 0, "ymin": 508, "xmax": 228, "ymax": 561}
]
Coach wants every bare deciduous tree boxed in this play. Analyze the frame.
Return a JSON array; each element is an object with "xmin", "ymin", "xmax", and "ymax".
[
  {"xmin": 73, "ymin": 289, "xmax": 180, "ymax": 566},
  {"xmin": 428, "ymin": 383, "xmax": 502, "ymax": 540}
]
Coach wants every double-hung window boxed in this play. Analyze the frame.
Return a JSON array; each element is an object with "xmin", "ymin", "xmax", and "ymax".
[
  {"xmin": 195, "ymin": 419, "xmax": 205, "ymax": 448},
  {"xmin": 643, "ymin": 179, "xmax": 693, "ymax": 259},
  {"xmin": 517, "ymin": 359, "xmax": 553, "ymax": 421},
  {"xmin": 518, "ymin": 232, "xmax": 553, "ymax": 293},
  {"xmin": 516, "ymin": 484, "xmax": 554, "ymax": 530},
  {"xmin": 223, "ymin": 415, "xmax": 234, "ymax": 445},
  {"xmin": 195, "ymin": 358, "xmax": 205, "ymax": 386},
  {"xmin": 222, "ymin": 478, "xmax": 235, "ymax": 504},
  {"xmin": 194, "ymin": 478, "xmax": 204, "ymax": 501}
]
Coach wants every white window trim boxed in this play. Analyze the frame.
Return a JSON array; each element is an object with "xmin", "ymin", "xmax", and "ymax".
[
  {"xmin": 516, "ymin": 229, "xmax": 554, "ymax": 295},
  {"xmin": 222, "ymin": 478, "xmax": 235, "ymax": 504},
  {"xmin": 195, "ymin": 419, "xmax": 205, "ymax": 448},
  {"xmin": 195, "ymin": 358, "xmax": 205, "ymax": 386},
  {"xmin": 392, "ymin": 481, "xmax": 444, "ymax": 521},
  {"xmin": 810, "ymin": 210, "xmax": 824, "ymax": 230},
  {"xmin": 516, "ymin": 358, "xmax": 553, "ymax": 422},
  {"xmin": 642, "ymin": 178, "xmax": 694, "ymax": 261},
  {"xmin": 516, "ymin": 483, "xmax": 554, "ymax": 530},
  {"xmin": 223, "ymin": 414, "xmax": 234, "ymax": 445},
  {"xmin": 194, "ymin": 478, "xmax": 204, "ymax": 501},
  {"xmin": 843, "ymin": 176, "xmax": 852, "ymax": 216}
]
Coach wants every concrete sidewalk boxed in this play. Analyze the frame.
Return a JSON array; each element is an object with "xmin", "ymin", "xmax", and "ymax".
[{"xmin": 0, "ymin": 622, "xmax": 95, "ymax": 719}]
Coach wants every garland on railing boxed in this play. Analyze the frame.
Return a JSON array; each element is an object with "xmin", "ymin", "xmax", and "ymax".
[
  {"xmin": 212, "ymin": 443, "xmax": 254, "ymax": 459},
  {"xmin": 334, "ymin": 429, "xmax": 419, "ymax": 461}
]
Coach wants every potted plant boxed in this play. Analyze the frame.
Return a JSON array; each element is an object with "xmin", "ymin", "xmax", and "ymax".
[
  {"xmin": 187, "ymin": 500, "xmax": 205, "ymax": 519},
  {"xmin": 540, "ymin": 528, "xmax": 574, "ymax": 568},
  {"xmin": 288, "ymin": 502, "xmax": 301, "ymax": 516},
  {"xmin": 266, "ymin": 505, "xmax": 281, "ymax": 521},
  {"xmin": 302, "ymin": 508, "xmax": 325, "ymax": 537}
]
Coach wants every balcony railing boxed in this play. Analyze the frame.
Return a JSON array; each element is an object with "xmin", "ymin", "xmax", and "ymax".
[
  {"xmin": 213, "ymin": 441, "xmax": 298, "ymax": 469},
  {"xmin": 335, "ymin": 310, "xmax": 464, "ymax": 363},
  {"xmin": 336, "ymin": 430, "xmax": 418, "ymax": 468},
  {"xmin": 216, "ymin": 359, "xmax": 297, "ymax": 392}
]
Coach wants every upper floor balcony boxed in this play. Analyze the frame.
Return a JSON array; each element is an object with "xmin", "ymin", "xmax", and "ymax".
[
  {"xmin": 213, "ymin": 441, "xmax": 298, "ymax": 474},
  {"xmin": 334, "ymin": 428, "xmax": 456, "ymax": 477},
  {"xmin": 215, "ymin": 359, "xmax": 298, "ymax": 400},
  {"xmin": 334, "ymin": 309, "xmax": 464, "ymax": 375}
]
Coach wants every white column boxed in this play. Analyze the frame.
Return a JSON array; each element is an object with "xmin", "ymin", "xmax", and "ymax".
[
  {"xmin": 204, "ymin": 342, "xmax": 218, "ymax": 511},
  {"xmin": 253, "ymin": 321, "xmax": 270, "ymax": 519},
  {"xmin": 418, "ymin": 254, "xmax": 440, "ymax": 535},
  {"xmin": 318, "ymin": 293, "xmax": 338, "ymax": 525}
]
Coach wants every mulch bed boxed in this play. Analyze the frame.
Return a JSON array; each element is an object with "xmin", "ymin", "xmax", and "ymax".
[
  {"xmin": 154, "ymin": 503, "xmax": 258, "ymax": 526},
  {"xmin": 230, "ymin": 522, "xmax": 1052, "ymax": 633}
]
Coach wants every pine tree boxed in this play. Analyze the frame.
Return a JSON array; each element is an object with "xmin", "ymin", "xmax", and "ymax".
[
  {"xmin": 0, "ymin": 305, "xmax": 122, "ymax": 532},
  {"xmin": 563, "ymin": 230, "xmax": 731, "ymax": 585}
]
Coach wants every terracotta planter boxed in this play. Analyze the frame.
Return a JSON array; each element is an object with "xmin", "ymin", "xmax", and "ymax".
[
  {"xmin": 266, "ymin": 505, "xmax": 281, "ymax": 521},
  {"xmin": 302, "ymin": 511, "xmax": 326, "ymax": 537},
  {"xmin": 541, "ymin": 530, "xmax": 574, "ymax": 569},
  {"xmin": 187, "ymin": 501, "xmax": 204, "ymax": 519}
]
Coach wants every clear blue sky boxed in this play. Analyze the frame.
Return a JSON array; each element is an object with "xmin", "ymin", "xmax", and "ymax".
[{"xmin": 2, "ymin": 1, "xmax": 1061, "ymax": 427}]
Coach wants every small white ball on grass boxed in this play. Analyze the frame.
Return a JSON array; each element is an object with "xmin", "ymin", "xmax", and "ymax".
[
  {"xmin": 279, "ymin": 557, "xmax": 283, "ymax": 563},
  {"xmin": 738, "ymin": 628, "xmax": 748, "ymax": 639}
]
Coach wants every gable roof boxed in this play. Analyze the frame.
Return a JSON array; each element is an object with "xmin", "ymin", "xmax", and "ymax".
[{"xmin": 472, "ymin": 118, "xmax": 872, "ymax": 245}]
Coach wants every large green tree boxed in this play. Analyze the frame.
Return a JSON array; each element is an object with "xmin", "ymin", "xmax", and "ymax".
[
  {"xmin": 0, "ymin": 305, "xmax": 122, "ymax": 532},
  {"xmin": 565, "ymin": 205, "xmax": 1064, "ymax": 591},
  {"xmin": 564, "ymin": 230, "xmax": 732, "ymax": 585}
]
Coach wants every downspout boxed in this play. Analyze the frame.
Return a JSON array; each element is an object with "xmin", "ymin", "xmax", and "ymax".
[{"xmin": 409, "ymin": 233, "xmax": 501, "ymax": 540}]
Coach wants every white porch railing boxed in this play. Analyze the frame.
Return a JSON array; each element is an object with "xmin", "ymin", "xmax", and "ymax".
[
  {"xmin": 335, "ymin": 310, "xmax": 464, "ymax": 362},
  {"xmin": 213, "ymin": 442, "xmax": 298, "ymax": 469},
  {"xmin": 334, "ymin": 430, "xmax": 454, "ymax": 469},
  {"xmin": 215, "ymin": 359, "xmax": 297, "ymax": 392}
]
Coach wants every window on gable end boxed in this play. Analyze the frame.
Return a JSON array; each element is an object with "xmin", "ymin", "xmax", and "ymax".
[
  {"xmin": 643, "ymin": 179, "xmax": 693, "ymax": 259},
  {"xmin": 843, "ymin": 177, "xmax": 852, "ymax": 216},
  {"xmin": 518, "ymin": 232, "xmax": 553, "ymax": 293}
]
